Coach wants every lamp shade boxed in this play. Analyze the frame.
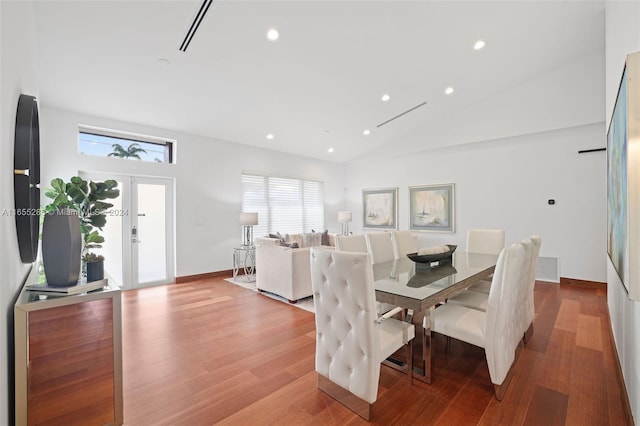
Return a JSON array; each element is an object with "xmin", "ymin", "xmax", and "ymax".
[
  {"xmin": 338, "ymin": 211, "xmax": 352, "ymax": 222},
  {"xmin": 239, "ymin": 212, "xmax": 258, "ymax": 226}
]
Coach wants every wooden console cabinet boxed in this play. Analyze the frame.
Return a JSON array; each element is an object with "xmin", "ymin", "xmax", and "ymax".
[{"xmin": 14, "ymin": 266, "xmax": 123, "ymax": 425}]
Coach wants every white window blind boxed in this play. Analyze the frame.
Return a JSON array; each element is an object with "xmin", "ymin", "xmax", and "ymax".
[{"xmin": 242, "ymin": 174, "xmax": 324, "ymax": 236}]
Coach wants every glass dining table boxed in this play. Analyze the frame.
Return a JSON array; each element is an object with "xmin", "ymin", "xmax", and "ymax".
[{"xmin": 373, "ymin": 251, "xmax": 499, "ymax": 383}]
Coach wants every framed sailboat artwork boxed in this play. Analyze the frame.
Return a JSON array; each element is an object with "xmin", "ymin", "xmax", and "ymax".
[
  {"xmin": 362, "ymin": 187, "xmax": 398, "ymax": 230},
  {"xmin": 409, "ymin": 183, "xmax": 455, "ymax": 232}
]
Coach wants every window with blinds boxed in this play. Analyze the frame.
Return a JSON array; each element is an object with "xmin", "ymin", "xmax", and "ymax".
[{"xmin": 242, "ymin": 174, "xmax": 324, "ymax": 236}]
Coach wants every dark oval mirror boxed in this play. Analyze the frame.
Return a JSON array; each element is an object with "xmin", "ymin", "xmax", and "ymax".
[{"xmin": 14, "ymin": 94, "xmax": 41, "ymax": 263}]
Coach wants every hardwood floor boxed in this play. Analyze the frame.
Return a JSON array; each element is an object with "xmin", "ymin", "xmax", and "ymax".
[{"xmin": 122, "ymin": 279, "xmax": 630, "ymax": 425}]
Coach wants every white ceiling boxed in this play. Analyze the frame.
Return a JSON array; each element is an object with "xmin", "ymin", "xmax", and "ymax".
[{"xmin": 34, "ymin": 0, "xmax": 605, "ymax": 163}]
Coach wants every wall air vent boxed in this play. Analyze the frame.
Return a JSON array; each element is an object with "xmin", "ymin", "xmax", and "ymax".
[
  {"xmin": 179, "ymin": 0, "xmax": 213, "ymax": 52},
  {"xmin": 376, "ymin": 101, "xmax": 427, "ymax": 128},
  {"xmin": 536, "ymin": 256, "xmax": 560, "ymax": 283}
]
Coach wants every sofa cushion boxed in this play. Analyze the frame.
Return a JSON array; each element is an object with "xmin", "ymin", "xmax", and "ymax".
[{"xmin": 254, "ymin": 237, "xmax": 282, "ymax": 247}]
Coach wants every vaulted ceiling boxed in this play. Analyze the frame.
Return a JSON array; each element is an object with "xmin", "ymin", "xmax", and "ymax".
[{"xmin": 34, "ymin": 1, "xmax": 605, "ymax": 163}]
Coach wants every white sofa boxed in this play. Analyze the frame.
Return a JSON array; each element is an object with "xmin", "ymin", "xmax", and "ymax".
[
  {"xmin": 256, "ymin": 245, "xmax": 314, "ymax": 303},
  {"xmin": 254, "ymin": 233, "xmax": 336, "ymax": 303}
]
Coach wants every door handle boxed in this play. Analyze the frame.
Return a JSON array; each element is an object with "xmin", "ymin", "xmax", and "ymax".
[{"xmin": 132, "ymin": 225, "xmax": 141, "ymax": 243}]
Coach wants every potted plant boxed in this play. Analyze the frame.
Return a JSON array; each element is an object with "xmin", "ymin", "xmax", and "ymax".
[
  {"xmin": 43, "ymin": 176, "xmax": 119, "ymax": 284},
  {"xmin": 83, "ymin": 252, "xmax": 105, "ymax": 282}
]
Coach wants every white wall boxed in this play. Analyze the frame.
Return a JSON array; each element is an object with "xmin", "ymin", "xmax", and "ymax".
[
  {"xmin": 605, "ymin": 1, "xmax": 640, "ymax": 422},
  {"xmin": 39, "ymin": 107, "xmax": 346, "ymax": 278},
  {"xmin": 0, "ymin": 2, "xmax": 39, "ymax": 424},
  {"xmin": 346, "ymin": 123, "xmax": 606, "ymax": 282}
]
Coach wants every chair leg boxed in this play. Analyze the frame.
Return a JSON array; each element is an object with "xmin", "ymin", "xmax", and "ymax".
[
  {"xmin": 317, "ymin": 374, "xmax": 372, "ymax": 420},
  {"xmin": 523, "ymin": 323, "xmax": 534, "ymax": 344},
  {"xmin": 406, "ymin": 340, "xmax": 413, "ymax": 385},
  {"xmin": 490, "ymin": 344, "xmax": 520, "ymax": 401}
]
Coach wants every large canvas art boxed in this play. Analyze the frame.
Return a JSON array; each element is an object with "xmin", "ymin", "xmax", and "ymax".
[
  {"xmin": 607, "ymin": 50, "xmax": 640, "ymax": 301},
  {"xmin": 409, "ymin": 184, "xmax": 454, "ymax": 232},
  {"xmin": 362, "ymin": 188, "xmax": 397, "ymax": 230},
  {"xmin": 607, "ymin": 69, "xmax": 628, "ymax": 289}
]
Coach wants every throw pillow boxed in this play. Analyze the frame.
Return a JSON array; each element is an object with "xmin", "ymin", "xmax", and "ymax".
[
  {"xmin": 304, "ymin": 232, "xmax": 322, "ymax": 247},
  {"xmin": 269, "ymin": 232, "xmax": 284, "ymax": 241},
  {"xmin": 285, "ymin": 233, "xmax": 305, "ymax": 248},
  {"xmin": 280, "ymin": 241, "xmax": 300, "ymax": 248},
  {"xmin": 320, "ymin": 230, "xmax": 329, "ymax": 246}
]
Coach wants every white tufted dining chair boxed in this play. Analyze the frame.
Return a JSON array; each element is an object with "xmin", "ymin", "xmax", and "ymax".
[
  {"xmin": 521, "ymin": 235, "xmax": 541, "ymax": 343},
  {"xmin": 310, "ymin": 248, "xmax": 415, "ymax": 420},
  {"xmin": 335, "ymin": 234, "xmax": 368, "ymax": 253},
  {"xmin": 336, "ymin": 233, "xmax": 397, "ymax": 316},
  {"xmin": 429, "ymin": 242, "xmax": 527, "ymax": 400},
  {"xmin": 466, "ymin": 228, "xmax": 505, "ymax": 255},
  {"xmin": 391, "ymin": 230, "xmax": 418, "ymax": 259},
  {"xmin": 365, "ymin": 232, "xmax": 395, "ymax": 264},
  {"xmin": 466, "ymin": 228, "xmax": 505, "ymax": 294},
  {"xmin": 447, "ymin": 235, "xmax": 536, "ymax": 314}
]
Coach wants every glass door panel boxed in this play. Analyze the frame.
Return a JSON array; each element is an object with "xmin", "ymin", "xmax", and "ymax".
[
  {"xmin": 100, "ymin": 180, "xmax": 124, "ymax": 286},
  {"xmin": 80, "ymin": 173, "xmax": 129, "ymax": 289},
  {"xmin": 135, "ymin": 183, "xmax": 167, "ymax": 284},
  {"xmin": 132, "ymin": 177, "xmax": 174, "ymax": 288}
]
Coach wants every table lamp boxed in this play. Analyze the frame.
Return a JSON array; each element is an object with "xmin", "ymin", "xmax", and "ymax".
[
  {"xmin": 239, "ymin": 212, "xmax": 258, "ymax": 246},
  {"xmin": 338, "ymin": 211, "xmax": 352, "ymax": 236}
]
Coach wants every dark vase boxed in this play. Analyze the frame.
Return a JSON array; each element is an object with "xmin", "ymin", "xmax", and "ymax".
[
  {"xmin": 42, "ymin": 208, "xmax": 81, "ymax": 287},
  {"xmin": 86, "ymin": 261, "xmax": 104, "ymax": 282}
]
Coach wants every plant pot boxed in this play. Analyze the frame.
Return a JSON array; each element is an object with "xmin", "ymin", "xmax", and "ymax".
[
  {"xmin": 86, "ymin": 261, "xmax": 104, "ymax": 282},
  {"xmin": 42, "ymin": 208, "xmax": 81, "ymax": 286}
]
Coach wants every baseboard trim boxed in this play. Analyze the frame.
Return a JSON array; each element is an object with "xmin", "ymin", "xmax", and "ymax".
[
  {"xmin": 175, "ymin": 270, "xmax": 233, "ymax": 284},
  {"xmin": 606, "ymin": 307, "xmax": 635, "ymax": 426},
  {"xmin": 559, "ymin": 277, "xmax": 606, "ymax": 289}
]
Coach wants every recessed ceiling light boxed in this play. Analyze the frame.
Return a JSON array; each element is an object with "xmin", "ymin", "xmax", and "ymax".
[
  {"xmin": 328, "ymin": 147, "xmax": 334, "ymax": 153},
  {"xmin": 267, "ymin": 28, "xmax": 279, "ymax": 41},
  {"xmin": 381, "ymin": 94, "xmax": 390, "ymax": 102},
  {"xmin": 266, "ymin": 133, "xmax": 274, "ymax": 140},
  {"xmin": 445, "ymin": 87, "xmax": 454, "ymax": 95},
  {"xmin": 363, "ymin": 129, "xmax": 371, "ymax": 136},
  {"xmin": 474, "ymin": 40, "xmax": 486, "ymax": 50}
]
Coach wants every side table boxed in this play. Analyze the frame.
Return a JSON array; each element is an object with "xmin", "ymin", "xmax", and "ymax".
[{"xmin": 233, "ymin": 245, "xmax": 256, "ymax": 281}]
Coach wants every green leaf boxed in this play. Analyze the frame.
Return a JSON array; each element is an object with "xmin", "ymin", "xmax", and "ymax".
[
  {"xmin": 93, "ymin": 201, "xmax": 114, "ymax": 212},
  {"xmin": 85, "ymin": 230, "xmax": 105, "ymax": 244},
  {"xmin": 89, "ymin": 215, "xmax": 107, "ymax": 229},
  {"xmin": 51, "ymin": 178, "xmax": 65, "ymax": 193}
]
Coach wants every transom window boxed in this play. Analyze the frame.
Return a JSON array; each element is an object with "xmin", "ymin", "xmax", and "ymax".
[
  {"xmin": 242, "ymin": 173, "xmax": 324, "ymax": 236},
  {"xmin": 78, "ymin": 127, "xmax": 174, "ymax": 164}
]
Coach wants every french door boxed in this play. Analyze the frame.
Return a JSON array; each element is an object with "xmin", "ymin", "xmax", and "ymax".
[{"xmin": 80, "ymin": 172, "xmax": 175, "ymax": 290}]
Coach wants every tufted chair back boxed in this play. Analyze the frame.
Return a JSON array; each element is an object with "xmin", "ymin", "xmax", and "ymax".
[
  {"xmin": 365, "ymin": 232, "xmax": 395, "ymax": 264},
  {"xmin": 484, "ymin": 242, "xmax": 527, "ymax": 386},
  {"xmin": 391, "ymin": 230, "xmax": 418, "ymax": 259},
  {"xmin": 335, "ymin": 234, "xmax": 368, "ymax": 253},
  {"xmin": 467, "ymin": 228, "xmax": 505, "ymax": 255},
  {"xmin": 310, "ymin": 249, "xmax": 381, "ymax": 404}
]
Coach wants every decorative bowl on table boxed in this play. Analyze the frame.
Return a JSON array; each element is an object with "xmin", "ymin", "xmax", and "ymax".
[{"xmin": 406, "ymin": 244, "xmax": 457, "ymax": 263}]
